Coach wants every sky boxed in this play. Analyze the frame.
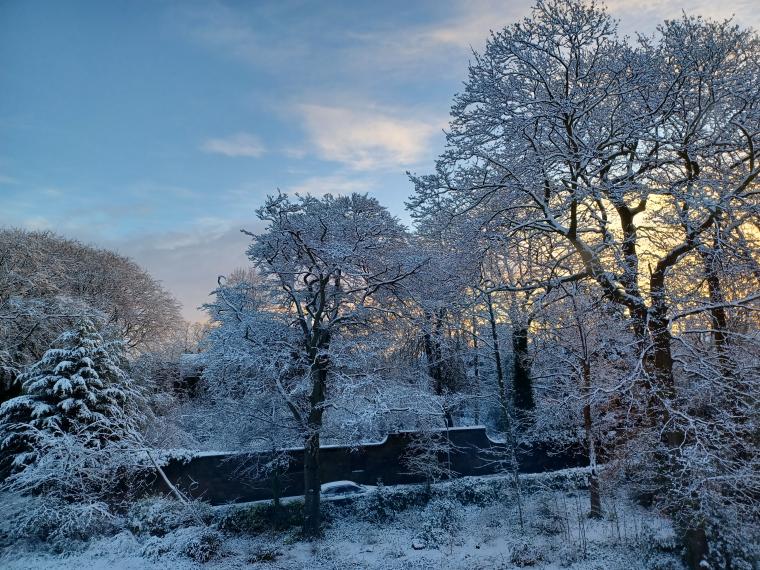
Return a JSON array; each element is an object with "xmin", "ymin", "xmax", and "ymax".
[{"xmin": 1, "ymin": 0, "xmax": 758, "ymax": 321}]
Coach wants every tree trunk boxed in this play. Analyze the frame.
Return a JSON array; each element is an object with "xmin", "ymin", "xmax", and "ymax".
[
  {"xmin": 683, "ymin": 527, "xmax": 709, "ymax": 570},
  {"xmin": 424, "ymin": 310, "xmax": 454, "ymax": 427},
  {"xmin": 648, "ymin": 278, "xmax": 710, "ymax": 566},
  {"xmin": 486, "ymin": 294, "xmax": 505, "ymax": 416},
  {"xmin": 582, "ymin": 360, "xmax": 602, "ymax": 518},
  {"xmin": 487, "ymin": 293, "xmax": 524, "ymax": 529},
  {"xmin": 302, "ymin": 431, "xmax": 321, "ymax": 538},
  {"xmin": 701, "ymin": 239, "xmax": 732, "ymax": 379}
]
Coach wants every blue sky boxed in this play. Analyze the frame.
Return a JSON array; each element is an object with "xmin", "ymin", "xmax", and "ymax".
[{"xmin": 2, "ymin": 0, "xmax": 757, "ymax": 320}]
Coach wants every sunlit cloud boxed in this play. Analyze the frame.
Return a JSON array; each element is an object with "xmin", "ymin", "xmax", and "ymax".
[
  {"xmin": 298, "ymin": 104, "xmax": 442, "ymax": 171},
  {"xmin": 201, "ymin": 133, "xmax": 266, "ymax": 158}
]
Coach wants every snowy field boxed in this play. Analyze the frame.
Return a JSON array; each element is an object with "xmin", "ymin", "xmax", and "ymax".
[{"xmin": 0, "ymin": 468, "xmax": 684, "ymax": 570}]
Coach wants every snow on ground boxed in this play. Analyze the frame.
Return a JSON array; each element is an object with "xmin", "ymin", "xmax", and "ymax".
[{"xmin": 0, "ymin": 468, "xmax": 684, "ymax": 570}]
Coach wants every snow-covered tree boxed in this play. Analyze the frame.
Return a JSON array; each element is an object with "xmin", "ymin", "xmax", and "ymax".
[
  {"xmin": 204, "ymin": 192, "xmax": 423, "ymax": 537},
  {"xmin": 0, "ymin": 318, "xmax": 139, "ymax": 474}
]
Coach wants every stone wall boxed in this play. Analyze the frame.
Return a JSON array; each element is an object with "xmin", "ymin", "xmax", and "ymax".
[{"xmin": 155, "ymin": 427, "xmax": 587, "ymax": 505}]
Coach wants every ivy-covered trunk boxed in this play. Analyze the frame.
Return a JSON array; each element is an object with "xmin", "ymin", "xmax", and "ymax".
[
  {"xmin": 302, "ymin": 352, "xmax": 327, "ymax": 539},
  {"xmin": 511, "ymin": 323, "xmax": 534, "ymax": 421}
]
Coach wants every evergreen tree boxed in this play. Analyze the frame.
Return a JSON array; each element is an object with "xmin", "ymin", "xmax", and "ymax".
[{"xmin": 0, "ymin": 318, "xmax": 136, "ymax": 471}]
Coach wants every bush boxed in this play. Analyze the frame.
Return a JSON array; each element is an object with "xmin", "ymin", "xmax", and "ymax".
[
  {"xmin": 183, "ymin": 528, "xmax": 223, "ymax": 563},
  {"xmin": 418, "ymin": 497, "xmax": 465, "ymax": 547},
  {"xmin": 142, "ymin": 526, "xmax": 223, "ymax": 563},
  {"xmin": 0, "ymin": 494, "xmax": 121, "ymax": 551},
  {"xmin": 217, "ymin": 501, "xmax": 303, "ymax": 534},
  {"xmin": 447, "ymin": 478, "xmax": 500, "ymax": 506},
  {"xmin": 510, "ymin": 538, "xmax": 544, "ymax": 567},
  {"xmin": 703, "ymin": 518, "xmax": 759, "ymax": 570},
  {"xmin": 355, "ymin": 483, "xmax": 430, "ymax": 522},
  {"xmin": 127, "ymin": 497, "xmax": 212, "ymax": 537}
]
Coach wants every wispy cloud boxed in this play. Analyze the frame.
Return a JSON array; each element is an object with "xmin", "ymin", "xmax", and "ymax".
[
  {"xmin": 172, "ymin": 2, "xmax": 308, "ymax": 69},
  {"xmin": 298, "ymin": 104, "xmax": 442, "ymax": 171},
  {"xmin": 346, "ymin": 0, "xmax": 526, "ymax": 76},
  {"xmin": 153, "ymin": 216, "xmax": 236, "ymax": 251},
  {"xmin": 201, "ymin": 133, "xmax": 265, "ymax": 158}
]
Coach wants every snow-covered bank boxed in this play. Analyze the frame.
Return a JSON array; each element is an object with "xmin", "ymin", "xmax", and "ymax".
[{"xmin": 0, "ymin": 468, "xmax": 684, "ymax": 569}]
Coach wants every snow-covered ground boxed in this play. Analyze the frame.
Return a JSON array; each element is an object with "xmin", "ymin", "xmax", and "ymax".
[{"xmin": 0, "ymin": 468, "xmax": 684, "ymax": 569}]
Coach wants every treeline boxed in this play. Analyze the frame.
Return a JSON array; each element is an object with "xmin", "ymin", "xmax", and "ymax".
[{"xmin": 0, "ymin": 228, "xmax": 203, "ymax": 403}]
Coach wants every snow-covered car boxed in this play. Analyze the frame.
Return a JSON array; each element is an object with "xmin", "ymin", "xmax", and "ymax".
[{"xmin": 320, "ymin": 480, "xmax": 374, "ymax": 503}]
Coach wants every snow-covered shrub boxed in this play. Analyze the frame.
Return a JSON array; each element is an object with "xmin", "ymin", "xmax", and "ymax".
[
  {"xmin": 702, "ymin": 514, "xmax": 759, "ymax": 570},
  {"xmin": 182, "ymin": 528, "xmax": 223, "ymax": 563},
  {"xmin": 554, "ymin": 543, "xmax": 582, "ymax": 568},
  {"xmin": 418, "ymin": 497, "xmax": 464, "ymax": 547},
  {"xmin": 353, "ymin": 483, "xmax": 430, "ymax": 523},
  {"xmin": 357, "ymin": 481, "xmax": 394, "ymax": 522},
  {"xmin": 447, "ymin": 477, "xmax": 499, "ymax": 506},
  {"xmin": 246, "ymin": 546, "xmax": 282, "ymax": 564},
  {"xmin": 530, "ymin": 493, "xmax": 567, "ymax": 537},
  {"xmin": 127, "ymin": 497, "xmax": 212, "ymax": 537},
  {"xmin": 510, "ymin": 537, "xmax": 544, "ymax": 567},
  {"xmin": 1, "ymin": 494, "xmax": 121, "ymax": 551},
  {"xmin": 0, "ymin": 320, "xmax": 150, "ymax": 551},
  {"xmin": 142, "ymin": 526, "xmax": 223, "ymax": 563}
]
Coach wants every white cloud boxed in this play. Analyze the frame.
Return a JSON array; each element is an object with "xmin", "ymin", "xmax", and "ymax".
[
  {"xmin": 201, "ymin": 133, "xmax": 265, "ymax": 158},
  {"xmin": 298, "ymin": 104, "xmax": 442, "ymax": 171},
  {"xmin": 286, "ymin": 175, "xmax": 374, "ymax": 197},
  {"xmin": 173, "ymin": 2, "xmax": 307, "ymax": 69}
]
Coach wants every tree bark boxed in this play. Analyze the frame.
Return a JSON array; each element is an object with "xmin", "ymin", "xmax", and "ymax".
[
  {"xmin": 487, "ymin": 293, "xmax": 524, "ymax": 528},
  {"xmin": 486, "ymin": 294, "xmax": 506, "ymax": 426},
  {"xmin": 700, "ymin": 237, "xmax": 732, "ymax": 379},
  {"xmin": 424, "ymin": 309, "xmax": 454, "ymax": 427}
]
